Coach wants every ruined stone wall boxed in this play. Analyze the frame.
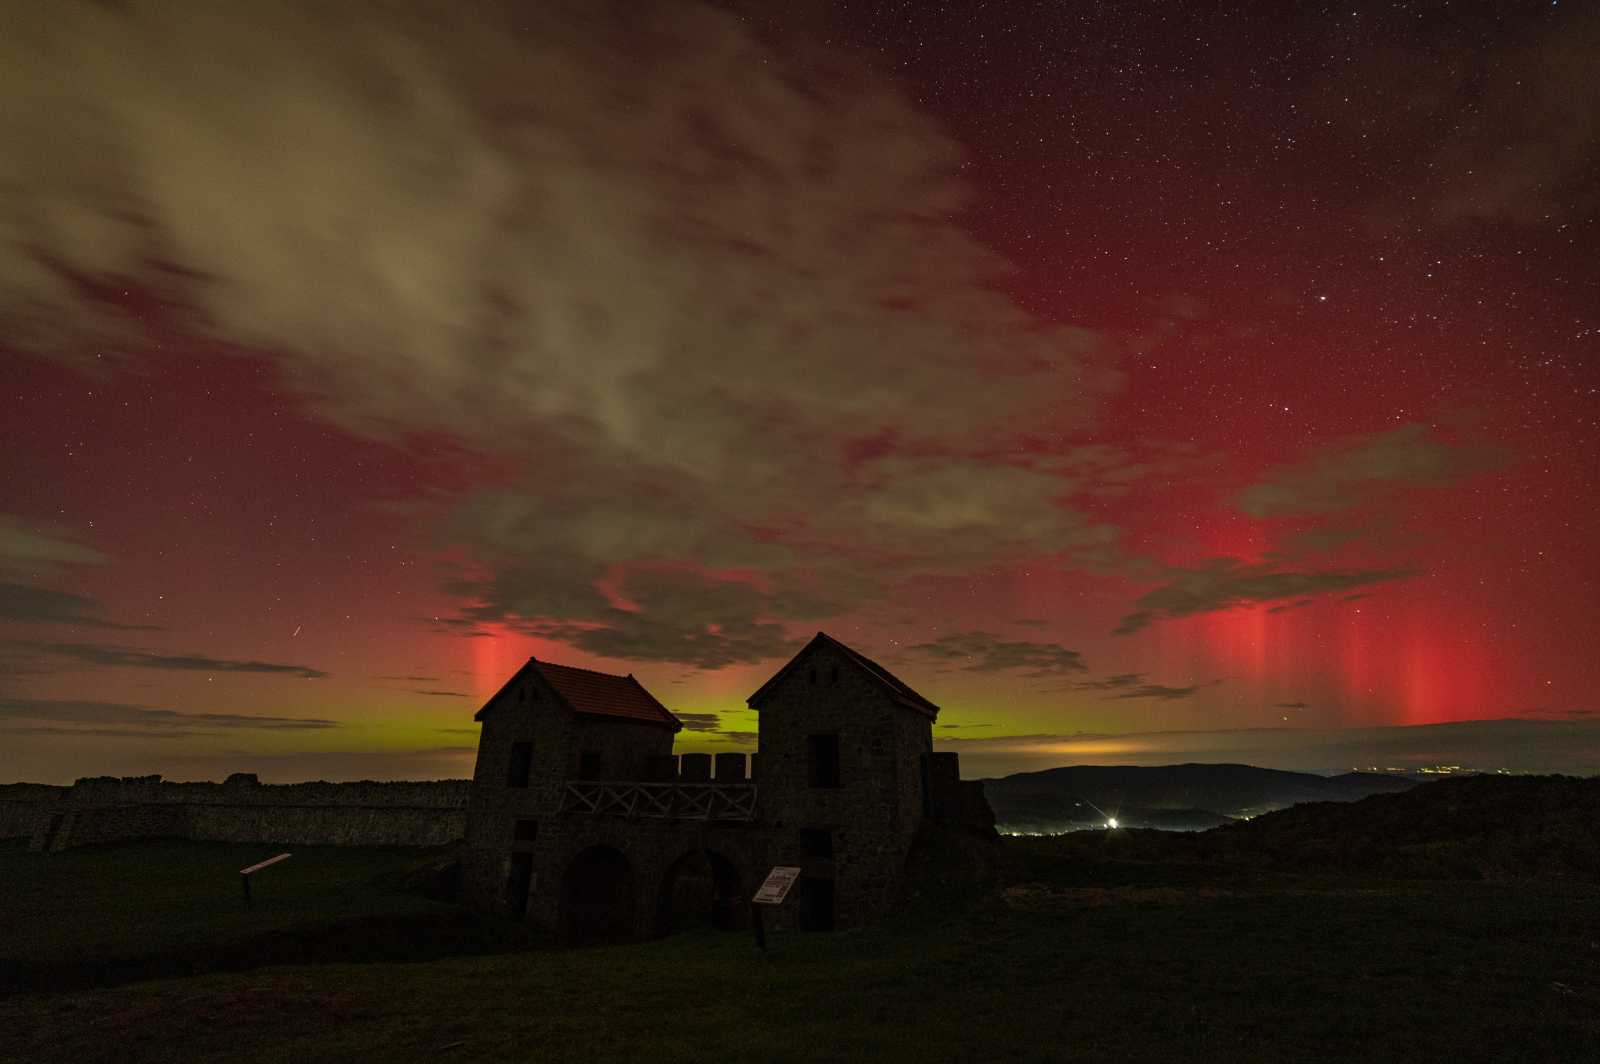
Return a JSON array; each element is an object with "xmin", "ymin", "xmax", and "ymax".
[
  {"xmin": 17, "ymin": 775, "xmax": 470, "ymax": 851},
  {"xmin": 0, "ymin": 783, "xmax": 67, "ymax": 840}
]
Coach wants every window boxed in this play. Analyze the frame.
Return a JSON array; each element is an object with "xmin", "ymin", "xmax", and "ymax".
[
  {"xmin": 578, "ymin": 749, "xmax": 602, "ymax": 780},
  {"xmin": 800, "ymin": 827, "xmax": 833, "ymax": 858},
  {"xmin": 829, "ymin": 665, "xmax": 839, "ymax": 685},
  {"xmin": 808, "ymin": 734, "xmax": 841, "ymax": 789},
  {"xmin": 507, "ymin": 742, "xmax": 533, "ymax": 788},
  {"xmin": 514, "ymin": 819, "xmax": 538, "ymax": 843}
]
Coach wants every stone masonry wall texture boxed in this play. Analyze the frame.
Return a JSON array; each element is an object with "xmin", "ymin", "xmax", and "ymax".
[{"xmin": 11, "ymin": 776, "xmax": 469, "ymax": 852}]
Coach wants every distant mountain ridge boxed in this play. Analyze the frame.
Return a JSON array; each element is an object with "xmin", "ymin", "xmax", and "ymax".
[{"xmin": 981, "ymin": 762, "xmax": 1418, "ymax": 832}]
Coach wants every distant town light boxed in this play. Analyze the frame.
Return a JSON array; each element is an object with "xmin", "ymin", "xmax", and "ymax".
[{"xmin": 1106, "ymin": 817, "xmax": 1119, "ymax": 829}]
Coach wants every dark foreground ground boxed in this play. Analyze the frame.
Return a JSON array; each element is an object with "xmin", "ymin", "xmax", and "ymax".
[{"xmin": 2, "ymin": 835, "xmax": 1597, "ymax": 1063}]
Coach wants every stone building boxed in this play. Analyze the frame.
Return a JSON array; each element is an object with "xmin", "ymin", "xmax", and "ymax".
[{"xmin": 463, "ymin": 632, "xmax": 991, "ymax": 938}]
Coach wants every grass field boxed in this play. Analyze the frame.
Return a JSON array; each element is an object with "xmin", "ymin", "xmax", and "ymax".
[
  {"xmin": 0, "ymin": 838, "xmax": 538, "ymax": 991},
  {"xmin": 3, "ymin": 838, "xmax": 1597, "ymax": 1062}
]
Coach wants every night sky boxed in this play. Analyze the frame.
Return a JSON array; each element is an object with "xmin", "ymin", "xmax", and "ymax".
[{"xmin": 3, "ymin": 1, "xmax": 1596, "ymax": 784}]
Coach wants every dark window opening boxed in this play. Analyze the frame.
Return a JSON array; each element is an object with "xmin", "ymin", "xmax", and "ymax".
[
  {"xmin": 507, "ymin": 852, "xmax": 534, "ymax": 918},
  {"xmin": 578, "ymin": 749, "xmax": 602, "ymax": 780},
  {"xmin": 798, "ymin": 876, "xmax": 835, "ymax": 932},
  {"xmin": 808, "ymin": 668, "xmax": 816, "ymax": 686},
  {"xmin": 808, "ymin": 734, "xmax": 841, "ymax": 789},
  {"xmin": 800, "ymin": 827, "xmax": 833, "ymax": 858},
  {"xmin": 507, "ymin": 742, "xmax": 533, "ymax": 788},
  {"xmin": 514, "ymin": 819, "xmax": 538, "ymax": 843},
  {"xmin": 829, "ymin": 665, "xmax": 839, "ymax": 685}
]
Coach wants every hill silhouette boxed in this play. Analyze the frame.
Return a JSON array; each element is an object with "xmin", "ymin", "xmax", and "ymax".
[
  {"xmin": 1199, "ymin": 773, "xmax": 1600, "ymax": 880},
  {"xmin": 982, "ymin": 762, "xmax": 1416, "ymax": 832},
  {"xmin": 1042, "ymin": 774, "xmax": 1600, "ymax": 882}
]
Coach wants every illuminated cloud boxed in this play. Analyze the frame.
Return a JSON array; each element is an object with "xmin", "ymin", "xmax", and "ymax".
[
  {"xmin": 0, "ymin": 696, "xmax": 337, "ymax": 731},
  {"xmin": 21, "ymin": 641, "xmax": 329, "ymax": 679},
  {"xmin": 1071, "ymin": 673, "xmax": 1220, "ymax": 701},
  {"xmin": 904, "ymin": 631, "xmax": 1087, "ymax": 675},
  {"xmin": 0, "ymin": 1, "xmax": 1118, "ymax": 668},
  {"xmin": 1235, "ymin": 423, "xmax": 1504, "ymax": 518},
  {"xmin": 0, "ymin": 516, "xmax": 107, "ymax": 575},
  {"xmin": 1114, "ymin": 560, "xmax": 1413, "ymax": 635},
  {"xmin": 0, "ymin": 582, "xmax": 157, "ymax": 631}
]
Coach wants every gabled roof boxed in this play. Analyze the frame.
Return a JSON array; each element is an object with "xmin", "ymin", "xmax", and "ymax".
[
  {"xmin": 474, "ymin": 657, "xmax": 682, "ymax": 731},
  {"xmin": 747, "ymin": 632, "xmax": 940, "ymax": 718}
]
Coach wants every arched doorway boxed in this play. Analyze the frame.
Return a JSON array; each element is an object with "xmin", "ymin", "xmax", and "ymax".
[
  {"xmin": 559, "ymin": 846, "xmax": 634, "ymax": 942},
  {"xmin": 655, "ymin": 850, "xmax": 744, "ymax": 936}
]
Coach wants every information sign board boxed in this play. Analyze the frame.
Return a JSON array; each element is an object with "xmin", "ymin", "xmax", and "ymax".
[{"xmin": 752, "ymin": 865, "xmax": 802, "ymax": 906}]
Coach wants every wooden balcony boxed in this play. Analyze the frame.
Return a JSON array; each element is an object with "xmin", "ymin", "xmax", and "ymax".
[{"xmin": 560, "ymin": 781, "xmax": 758, "ymax": 822}]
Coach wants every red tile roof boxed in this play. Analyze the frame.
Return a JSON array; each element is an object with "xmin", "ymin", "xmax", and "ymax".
[{"xmin": 475, "ymin": 658, "xmax": 681, "ymax": 729}]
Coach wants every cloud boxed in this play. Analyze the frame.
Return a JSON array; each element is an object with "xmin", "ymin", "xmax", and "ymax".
[
  {"xmin": 0, "ymin": 696, "xmax": 338, "ymax": 731},
  {"xmin": 504, "ymin": 569, "xmax": 798, "ymax": 670},
  {"xmin": 1276, "ymin": 701, "xmax": 1311, "ymax": 711},
  {"xmin": 674, "ymin": 712, "xmax": 723, "ymax": 733},
  {"xmin": 409, "ymin": 689, "xmax": 468, "ymax": 698},
  {"xmin": 1104, "ymin": 680, "xmax": 1219, "ymax": 702},
  {"xmin": 378, "ymin": 674, "xmax": 440, "ymax": 683},
  {"xmin": 0, "ymin": 1, "xmax": 1117, "ymax": 669},
  {"xmin": 0, "ymin": 725, "xmax": 212, "ymax": 740},
  {"xmin": 0, "ymin": 581, "xmax": 159, "ymax": 631},
  {"xmin": 1072, "ymin": 673, "xmax": 1145, "ymax": 692},
  {"xmin": 21, "ymin": 641, "xmax": 328, "ymax": 678},
  {"xmin": 1071, "ymin": 673, "xmax": 1218, "ymax": 701},
  {"xmin": 1316, "ymin": 7, "xmax": 1600, "ymax": 229},
  {"xmin": 0, "ymin": 516, "xmax": 107, "ymax": 576},
  {"xmin": 903, "ymin": 631, "xmax": 1087, "ymax": 675},
  {"xmin": 1114, "ymin": 560, "xmax": 1413, "ymax": 634},
  {"xmin": 1235, "ymin": 423, "xmax": 1505, "ymax": 518}
]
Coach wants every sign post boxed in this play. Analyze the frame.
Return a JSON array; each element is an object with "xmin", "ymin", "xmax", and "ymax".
[
  {"xmin": 239, "ymin": 852, "xmax": 293, "ymax": 904},
  {"xmin": 750, "ymin": 865, "xmax": 801, "ymax": 952}
]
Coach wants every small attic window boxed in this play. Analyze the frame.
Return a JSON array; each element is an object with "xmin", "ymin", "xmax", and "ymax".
[
  {"xmin": 829, "ymin": 665, "xmax": 839, "ymax": 685},
  {"xmin": 808, "ymin": 668, "xmax": 816, "ymax": 686}
]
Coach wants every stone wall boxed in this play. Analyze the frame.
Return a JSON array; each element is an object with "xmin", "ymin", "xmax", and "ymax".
[
  {"xmin": 0, "ymin": 783, "xmax": 67, "ymax": 840},
  {"xmin": 8, "ymin": 775, "xmax": 470, "ymax": 852}
]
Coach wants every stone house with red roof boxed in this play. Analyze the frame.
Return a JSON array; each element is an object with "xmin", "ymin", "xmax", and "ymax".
[{"xmin": 463, "ymin": 632, "xmax": 991, "ymax": 939}]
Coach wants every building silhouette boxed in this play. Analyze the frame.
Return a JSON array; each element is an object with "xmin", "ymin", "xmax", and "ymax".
[{"xmin": 463, "ymin": 632, "xmax": 992, "ymax": 938}]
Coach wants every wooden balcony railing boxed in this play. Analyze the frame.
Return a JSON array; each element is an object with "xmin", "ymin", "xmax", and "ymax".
[{"xmin": 560, "ymin": 781, "xmax": 757, "ymax": 822}]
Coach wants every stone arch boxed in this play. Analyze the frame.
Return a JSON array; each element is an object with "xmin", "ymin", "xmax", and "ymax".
[
  {"xmin": 559, "ymin": 845, "xmax": 635, "ymax": 942},
  {"xmin": 655, "ymin": 848, "xmax": 745, "ymax": 936}
]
